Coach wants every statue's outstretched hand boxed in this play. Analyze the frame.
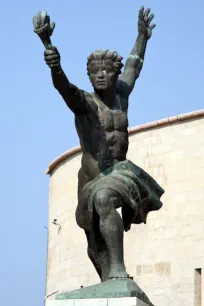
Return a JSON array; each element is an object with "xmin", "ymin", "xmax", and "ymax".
[
  {"xmin": 138, "ymin": 7, "xmax": 156, "ymax": 39},
  {"xmin": 44, "ymin": 46, "xmax": 61, "ymax": 69}
]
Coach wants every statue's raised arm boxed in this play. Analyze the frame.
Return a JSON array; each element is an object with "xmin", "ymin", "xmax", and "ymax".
[
  {"xmin": 117, "ymin": 7, "xmax": 156, "ymax": 98},
  {"xmin": 33, "ymin": 11, "xmax": 86, "ymax": 114}
]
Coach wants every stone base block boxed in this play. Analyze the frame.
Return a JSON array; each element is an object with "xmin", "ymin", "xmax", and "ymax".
[{"xmin": 46, "ymin": 296, "xmax": 151, "ymax": 306}]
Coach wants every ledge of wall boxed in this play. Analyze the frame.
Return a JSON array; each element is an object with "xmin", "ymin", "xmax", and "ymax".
[{"xmin": 46, "ymin": 109, "xmax": 204, "ymax": 175}]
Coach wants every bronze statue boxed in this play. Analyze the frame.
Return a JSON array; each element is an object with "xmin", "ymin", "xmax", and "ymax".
[{"xmin": 34, "ymin": 7, "xmax": 164, "ymax": 282}]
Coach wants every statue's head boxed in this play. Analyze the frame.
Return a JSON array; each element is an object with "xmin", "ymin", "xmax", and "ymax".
[{"xmin": 87, "ymin": 50, "xmax": 123, "ymax": 91}]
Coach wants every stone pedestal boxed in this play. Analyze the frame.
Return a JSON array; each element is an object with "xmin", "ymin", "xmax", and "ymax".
[
  {"xmin": 46, "ymin": 297, "xmax": 150, "ymax": 306},
  {"xmin": 45, "ymin": 279, "xmax": 154, "ymax": 306},
  {"xmin": 55, "ymin": 279, "xmax": 153, "ymax": 304}
]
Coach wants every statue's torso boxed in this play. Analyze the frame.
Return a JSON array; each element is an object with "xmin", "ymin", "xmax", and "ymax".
[{"xmin": 75, "ymin": 92, "xmax": 129, "ymax": 192}]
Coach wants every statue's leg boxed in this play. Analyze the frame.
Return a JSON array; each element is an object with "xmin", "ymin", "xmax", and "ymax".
[
  {"xmin": 75, "ymin": 194, "xmax": 110, "ymax": 281},
  {"xmin": 85, "ymin": 230, "xmax": 110, "ymax": 281},
  {"xmin": 93, "ymin": 189, "xmax": 129, "ymax": 279}
]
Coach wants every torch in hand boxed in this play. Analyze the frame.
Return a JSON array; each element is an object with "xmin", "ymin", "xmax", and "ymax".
[
  {"xmin": 33, "ymin": 10, "xmax": 61, "ymax": 73},
  {"xmin": 33, "ymin": 10, "xmax": 55, "ymax": 49}
]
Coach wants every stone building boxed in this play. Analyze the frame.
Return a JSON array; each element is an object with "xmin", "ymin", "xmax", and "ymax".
[{"xmin": 45, "ymin": 109, "xmax": 204, "ymax": 306}]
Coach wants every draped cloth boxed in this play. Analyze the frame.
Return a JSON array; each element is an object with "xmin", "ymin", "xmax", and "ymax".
[{"xmin": 76, "ymin": 160, "xmax": 164, "ymax": 251}]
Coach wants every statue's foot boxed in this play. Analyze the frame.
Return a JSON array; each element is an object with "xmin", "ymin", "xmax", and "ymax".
[{"xmin": 108, "ymin": 264, "xmax": 129, "ymax": 280}]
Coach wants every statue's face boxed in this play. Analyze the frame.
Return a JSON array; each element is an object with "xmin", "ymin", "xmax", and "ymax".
[{"xmin": 88, "ymin": 60, "xmax": 117, "ymax": 91}]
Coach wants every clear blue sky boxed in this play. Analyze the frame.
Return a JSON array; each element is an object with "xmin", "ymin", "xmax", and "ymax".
[{"xmin": 1, "ymin": 0, "xmax": 203, "ymax": 305}]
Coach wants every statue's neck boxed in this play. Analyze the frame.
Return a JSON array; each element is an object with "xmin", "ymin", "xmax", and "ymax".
[{"xmin": 94, "ymin": 87, "xmax": 116, "ymax": 109}]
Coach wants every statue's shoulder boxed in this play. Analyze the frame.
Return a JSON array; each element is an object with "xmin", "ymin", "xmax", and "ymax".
[
  {"xmin": 82, "ymin": 90, "xmax": 92, "ymax": 100},
  {"xmin": 117, "ymin": 92, "xmax": 128, "ymax": 112},
  {"xmin": 82, "ymin": 90, "xmax": 98, "ymax": 112}
]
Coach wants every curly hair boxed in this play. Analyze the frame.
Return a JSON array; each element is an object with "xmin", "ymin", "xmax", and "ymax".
[{"xmin": 87, "ymin": 49, "xmax": 124, "ymax": 76}]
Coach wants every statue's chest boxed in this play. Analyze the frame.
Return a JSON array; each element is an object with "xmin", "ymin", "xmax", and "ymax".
[
  {"xmin": 84, "ymin": 93, "xmax": 129, "ymax": 132},
  {"xmin": 98, "ymin": 109, "xmax": 128, "ymax": 132}
]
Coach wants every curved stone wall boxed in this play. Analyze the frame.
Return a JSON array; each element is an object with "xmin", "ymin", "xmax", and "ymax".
[{"xmin": 45, "ymin": 111, "xmax": 204, "ymax": 306}]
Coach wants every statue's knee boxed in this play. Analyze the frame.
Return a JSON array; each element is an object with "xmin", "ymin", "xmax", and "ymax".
[
  {"xmin": 94, "ymin": 189, "xmax": 121, "ymax": 216},
  {"xmin": 93, "ymin": 189, "xmax": 110, "ymax": 215}
]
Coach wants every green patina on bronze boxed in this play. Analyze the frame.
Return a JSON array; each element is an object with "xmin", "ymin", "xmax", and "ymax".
[{"xmin": 55, "ymin": 279, "xmax": 154, "ymax": 306}]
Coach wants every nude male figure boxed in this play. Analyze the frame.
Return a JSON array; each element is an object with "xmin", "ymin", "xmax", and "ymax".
[{"xmin": 43, "ymin": 7, "xmax": 163, "ymax": 281}]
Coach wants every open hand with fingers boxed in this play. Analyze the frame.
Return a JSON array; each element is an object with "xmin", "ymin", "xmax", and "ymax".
[{"xmin": 138, "ymin": 7, "xmax": 156, "ymax": 39}]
